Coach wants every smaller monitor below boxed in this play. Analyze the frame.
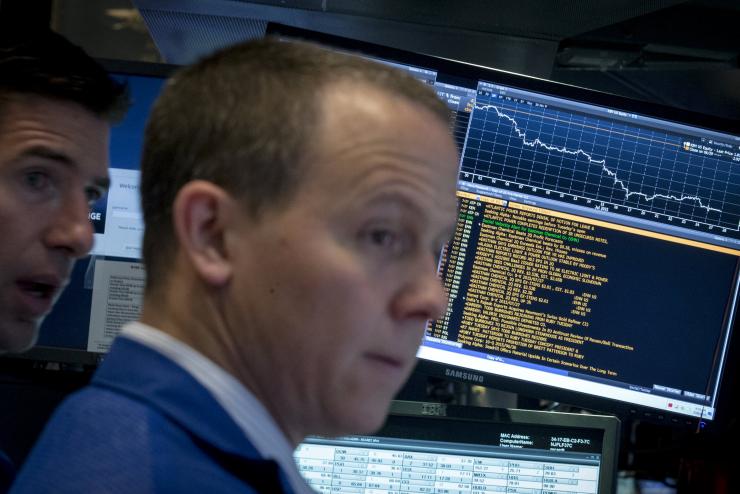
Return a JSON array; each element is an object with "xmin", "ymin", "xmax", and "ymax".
[{"xmin": 295, "ymin": 400, "xmax": 619, "ymax": 494}]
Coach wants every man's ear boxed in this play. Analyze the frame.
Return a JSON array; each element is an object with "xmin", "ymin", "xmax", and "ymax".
[{"xmin": 172, "ymin": 180, "xmax": 234, "ymax": 287}]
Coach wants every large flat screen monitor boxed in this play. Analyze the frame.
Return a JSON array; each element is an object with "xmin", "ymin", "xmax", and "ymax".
[
  {"xmin": 296, "ymin": 400, "xmax": 620, "ymax": 494},
  {"xmin": 266, "ymin": 24, "xmax": 740, "ymax": 428}
]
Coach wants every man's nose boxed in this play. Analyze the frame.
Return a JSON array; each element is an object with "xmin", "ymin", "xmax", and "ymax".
[
  {"xmin": 391, "ymin": 257, "xmax": 449, "ymax": 323},
  {"xmin": 44, "ymin": 193, "xmax": 95, "ymax": 258}
]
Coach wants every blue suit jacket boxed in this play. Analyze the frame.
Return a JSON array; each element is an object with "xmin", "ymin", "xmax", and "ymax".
[{"xmin": 9, "ymin": 338, "xmax": 295, "ymax": 493}]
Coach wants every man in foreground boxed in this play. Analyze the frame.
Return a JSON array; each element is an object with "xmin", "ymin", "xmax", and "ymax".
[
  {"xmin": 0, "ymin": 30, "xmax": 127, "ymax": 353},
  {"xmin": 11, "ymin": 38, "xmax": 459, "ymax": 493}
]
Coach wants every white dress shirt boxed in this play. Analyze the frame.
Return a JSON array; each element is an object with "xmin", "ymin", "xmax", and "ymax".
[{"xmin": 120, "ymin": 321, "xmax": 315, "ymax": 494}]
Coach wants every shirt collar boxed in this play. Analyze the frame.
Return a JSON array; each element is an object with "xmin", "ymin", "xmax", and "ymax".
[{"xmin": 120, "ymin": 321, "xmax": 313, "ymax": 494}]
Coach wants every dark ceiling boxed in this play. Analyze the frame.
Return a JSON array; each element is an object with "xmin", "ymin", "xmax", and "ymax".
[{"xmin": 126, "ymin": 0, "xmax": 737, "ymax": 121}]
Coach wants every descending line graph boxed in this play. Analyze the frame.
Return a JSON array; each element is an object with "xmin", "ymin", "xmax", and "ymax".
[
  {"xmin": 461, "ymin": 89, "xmax": 740, "ymax": 233},
  {"xmin": 477, "ymin": 103, "xmax": 723, "ymax": 215}
]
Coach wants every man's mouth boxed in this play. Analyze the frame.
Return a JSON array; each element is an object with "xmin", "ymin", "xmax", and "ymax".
[
  {"xmin": 14, "ymin": 277, "xmax": 64, "ymax": 318},
  {"xmin": 17, "ymin": 280, "xmax": 56, "ymax": 299}
]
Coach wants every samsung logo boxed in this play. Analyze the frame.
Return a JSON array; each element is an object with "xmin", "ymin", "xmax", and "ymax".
[{"xmin": 445, "ymin": 368, "xmax": 484, "ymax": 383}]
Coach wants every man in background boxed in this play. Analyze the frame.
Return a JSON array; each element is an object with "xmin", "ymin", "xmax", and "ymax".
[
  {"xmin": 11, "ymin": 38, "xmax": 459, "ymax": 493},
  {"xmin": 0, "ymin": 30, "xmax": 127, "ymax": 353},
  {"xmin": 0, "ymin": 28, "xmax": 127, "ymax": 493}
]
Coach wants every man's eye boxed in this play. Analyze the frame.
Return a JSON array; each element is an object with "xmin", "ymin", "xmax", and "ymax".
[
  {"xmin": 85, "ymin": 187, "xmax": 105, "ymax": 207},
  {"xmin": 369, "ymin": 229, "xmax": 397, "ymax": 248},
  {"xmin": 23, "ymin": 171, "xmax": 50, "ymax": 191},
  {"xmin": 362, "ymin": 226, "xmax": 411, "ymax": 258}
]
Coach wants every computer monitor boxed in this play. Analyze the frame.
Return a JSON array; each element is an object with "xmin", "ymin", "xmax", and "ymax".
[
  {"xmin": 295, "ymin": 400, "xmax": 620, "ymax": 494},
  {"xmin": 266, "ymin": 23, "xmax": 740, "ymax": 427},
  {"xmin": 16, "ymin": 61, "xmax": 172, "ymax": 366}
]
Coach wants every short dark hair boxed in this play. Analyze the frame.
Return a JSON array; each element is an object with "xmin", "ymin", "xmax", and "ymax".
[
  {"xmin": 0, "ymin": 29, "xmax": 128, "ymax": 121},
  {"xmin": 140, "ymin": 37, "xmax": 450, "ymax": 289}
]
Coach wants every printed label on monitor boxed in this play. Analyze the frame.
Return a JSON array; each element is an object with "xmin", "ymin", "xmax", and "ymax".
[{"xmin": 87, "ymin": 259, "xmax": 146, "ymax": 352}]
